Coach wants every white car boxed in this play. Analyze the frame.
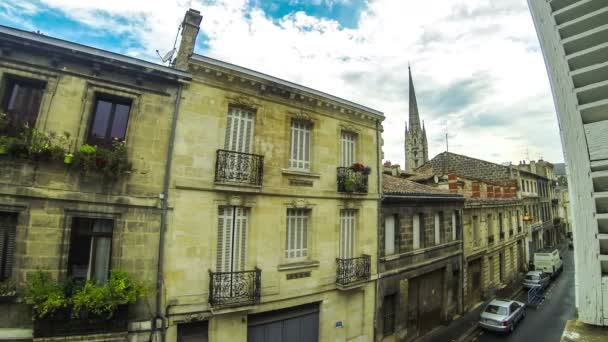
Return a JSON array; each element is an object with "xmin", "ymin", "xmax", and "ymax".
[
  {"xmin": 534, "ymin": 248, "xmax": 563, "ymax": 278},
  {"xmin": 479, "ymin": 299, "xmax": 526, "ymax": 333}
]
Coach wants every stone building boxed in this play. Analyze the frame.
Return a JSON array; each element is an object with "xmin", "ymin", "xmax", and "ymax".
[
  {"xmin": 161, "ymin": 10, "xmax": 384, "ymax": 342},
  {"xmin": 404, "ymin": 67, "xmax": 428, "ymax": 172},
  {"xmin": 528, "ymin": 0, "xmax": 608, "ymax": 327},
  {"xmin": 0, "ymin": 24, "xmax": 190, "ymax": 341},
  {"xmin": 376, "ymin": 174, "xmax": 464, "ymax": 342},
  {"xmin": 411, "ymin": 152, "xmax": 526, "ymax": 310}
]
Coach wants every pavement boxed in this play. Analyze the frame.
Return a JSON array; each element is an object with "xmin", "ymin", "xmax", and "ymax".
[
  {"xmin": 416, "ymin": 282, "xmax": 524, "ymax": 342},
  {"xmin": 420, "ymin": 242, "xmax": 572, "ymax": 342}
]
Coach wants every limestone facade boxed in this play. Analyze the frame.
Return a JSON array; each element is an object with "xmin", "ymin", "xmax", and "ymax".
[
  {"xmin": 0, "ymin": 24, "xmax": 189, "ymax": 340},
  {"xmin": 161, "ymin": 12, "xmax": 384, "ymax": 341}
]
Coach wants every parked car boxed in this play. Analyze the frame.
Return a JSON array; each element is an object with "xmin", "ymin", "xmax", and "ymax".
[
  {"xmin": 522, "ymin": 271, "xmax": 550, "ymax": 290},
  {"xmin": 568, "ymin": 239, "xmax": 573, "ymax": 249},
  {"xmin": 534, "ymin": 248, "xmax": 563, "ymax": 278},
  {"xmin": 479, "ymin": 299, "xmax": 526, "ymax": 333}
]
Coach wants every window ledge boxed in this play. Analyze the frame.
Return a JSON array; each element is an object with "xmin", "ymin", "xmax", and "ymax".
[
  {"xmin": 277, "ymin": 260, "xmax": 320, "ymax": 271},
  {"xmin": 281, "ymin": 169, "xmax": 321, "ymax": 178}
]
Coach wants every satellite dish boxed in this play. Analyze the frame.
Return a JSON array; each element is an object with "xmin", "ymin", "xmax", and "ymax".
[{"xmin": 156, "ymin": 48, "xmax": 176, "ymax": 63}]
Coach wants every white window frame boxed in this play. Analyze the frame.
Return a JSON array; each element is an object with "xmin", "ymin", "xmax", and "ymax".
[
  {"xmin": 340, "ymin": 209, "xmax": 357, "ymax": 259},
  {"xmin": 340, "ymin": 132, "xmax": 356, "ymax": 167},
  {"xmin": 289, "ymin": 120, "xmax": 311, "ymax": 170},
  {"xmin": 413, "ymin": 214, "xmax": 421, "ymax": 249},
  {"xmin": 224, "ymin": 106, "xmax": 255, "ymax": 153},
  {"xmin": 384, "ymin": 215, "xmax": 395, "ymax": 255},
  {"xmin": 286, "ymin": 208, "xmax": 309, "ymax": 259}
]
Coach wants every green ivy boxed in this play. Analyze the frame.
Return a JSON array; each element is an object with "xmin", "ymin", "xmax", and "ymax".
[{"xmin": 25, "ymin": 271, "xmax": 68, "ymax": 319}]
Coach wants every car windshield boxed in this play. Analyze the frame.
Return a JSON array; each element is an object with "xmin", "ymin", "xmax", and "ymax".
[
  {"xmin": 526, "ymin": 275, "xmax": 540, "ymax": 281},
  {"xmin": 485, "ymin": 305, "xmax": 508, "ymax": 315}
]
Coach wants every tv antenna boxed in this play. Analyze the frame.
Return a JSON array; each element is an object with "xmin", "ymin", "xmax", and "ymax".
[{"xmin": 156, "ymin": 24, "xmax": 182, "ymax": 65}]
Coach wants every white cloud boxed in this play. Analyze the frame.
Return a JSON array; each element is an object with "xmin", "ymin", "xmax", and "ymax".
[{"xmin": 7, "ymin": 0, "xmax": 563, "ymax": 165}]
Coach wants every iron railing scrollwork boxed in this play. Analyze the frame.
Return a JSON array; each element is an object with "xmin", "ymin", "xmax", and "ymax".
[
  {"xmin": 209, "ymin": 268, "xmax": 261, "ymax": 307},
  {"xmin": 215, "ymin": 149, "xmax": 264, "ymax": 186},
  {"xmin": 337, "ymin": 167, "xmax": 369, "ymax": 193},
  {"xmin": 336, "ymin": 254, "xmax": 371, "ymax": 286}
]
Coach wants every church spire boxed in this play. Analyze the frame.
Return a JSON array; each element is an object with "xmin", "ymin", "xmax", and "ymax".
[{"xmin": 408, "ymin": 65, "xmax": 421, "ymax": 131}]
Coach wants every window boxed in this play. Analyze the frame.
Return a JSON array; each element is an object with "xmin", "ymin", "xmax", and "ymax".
[
  {"xmin": 67, "ymin": 218, "xmax": 113, "ymax": 284},
  {"xmin": 217, "ymin": 206, "xmax": 249, "ymax": 272},
  {"xmin": 384, "ymin": 215, "xmax": 395, "ymax": 255},
  {"xmin": 413, "ymin": 213, "xmax": 423, "ymax": 249},
  {"xmin": 286, "ymin": 209, "xmax": 309, "ymax": 259},
  {"xmin": 0, "ymin": 213, "xmax": 17, "ymax": 281},
  {"xmin": 451, "ymin": 211, "xmax": 459, "ymax": 241},
  {"xmin": 434, "ymin": 212, "xmax": 442, "ymax": 245},
  {"xmin": 289, "ymin": 120, "xmax": 311, "ymax": 170},
  {"xmin": 225, "ymin": 106, "xmax": 255, "ymax": 153},
  {"xmin": 489, "ymin": 256, "xmax": 494, "ymax": 282},
  {"xmin": 521, "ymin": 179, "xmax": 525, "ymax": 192},
  {"xmin": 340, "ymin": 210, "xmax": 357, "ymax": 258},
  {"xmin": 487, "ymin": 214, "xmax": 493, "ymax": 235},
  {"xmin": 340, "ymin": 132, "xmax": 356, "ymax": 167},
  {"xmin": 498, "ymin": 212, "xmax": 503, "ymax": 234},
  {"xmin": 1, "ymin": 76, "xmax": 45, "ymax": 136},
  {"xmin": 383, "ymin": 294, "xmax": 396, "ymax": 334},
  {"xmin": 87, "ymin": 96, "xmax": 131, "ymax": 148},
  {"xmin": 472, "ymin": 215, "xmax": 479, "ymax": 245}
]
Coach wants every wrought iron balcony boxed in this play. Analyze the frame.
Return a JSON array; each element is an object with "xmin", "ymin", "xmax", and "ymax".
[
  {"xmin": 336, "ymin": 254, "xmax": 371, "ymax": 287},
  {"xmin": 215, "ymin": 149, "xmax": 264, "ymax": 186},
  {"xmin": 337, "ymin": 167, "xmax": 369, "ymax": 193},
  {"xmin": 209, "ymin": 268, "xmax": 261, "ymax": 308},
  {"xmin": 488, "ymin": 235, "xmax": 495, "ymax": 245}
]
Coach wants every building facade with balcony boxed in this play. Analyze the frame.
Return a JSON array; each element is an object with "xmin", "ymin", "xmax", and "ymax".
[
  {"xmin": 411, "ymin": 152, "xmax": 526, "ymax": 310},
  {"xmin": 0, "ymin": 25, "xmax": 190, "ymax": 340},
  {"xmin": 375, "ymin": 174, "xmax": 464, "ymax": 342},
  {"xmin": 161, "ymin": 10, "xmax": 384, "ymax": 342}
]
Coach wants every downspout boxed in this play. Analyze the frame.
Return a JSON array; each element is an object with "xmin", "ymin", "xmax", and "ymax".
[
  {"xmin": 459, "ymin": 207, "xmax": 465, "ymax": 314},
  {"xmin": 156, "ymin": 82, "xmax": 184, "ymax": 342},
  {"xmin": 374, "ymin": 119, "xmax": 382, "ymax": 340}
]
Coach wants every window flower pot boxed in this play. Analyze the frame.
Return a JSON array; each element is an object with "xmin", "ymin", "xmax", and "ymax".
[
  {"xmin": 0, "ymin": 145, "xmax": 7, "ymax": 155},
  {"xmin": 64, "ymin": 153, "xmax": 74, "ymax": 164}
]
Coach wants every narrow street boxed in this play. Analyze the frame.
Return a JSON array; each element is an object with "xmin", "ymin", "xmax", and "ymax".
[{"xmin": 472, "ymin": 247, "xmax": 576, "ymax": 342}]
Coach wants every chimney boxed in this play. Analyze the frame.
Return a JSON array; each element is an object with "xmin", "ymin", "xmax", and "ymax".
[{"xmin": 175, "ymin": 9, "xmax": 203, "ymax": 70}]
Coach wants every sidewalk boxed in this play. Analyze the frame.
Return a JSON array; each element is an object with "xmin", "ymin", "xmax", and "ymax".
[{"xmin": 418, "ymin": 281, "xmax": 523, "ymax": 342}]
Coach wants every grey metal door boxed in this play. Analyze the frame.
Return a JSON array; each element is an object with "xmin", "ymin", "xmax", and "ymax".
[
  {"xmin": 248, "ymin": 303, "xmax": 319, "ymax": 342},
  {"xmin": 177, "ymin": 321, "xmax": 208, "ymax": 342}
]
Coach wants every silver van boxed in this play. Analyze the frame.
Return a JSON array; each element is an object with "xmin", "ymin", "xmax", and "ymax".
[{"xmin": 522, "ymin": 271, "xmax": 550, "ymax": 289}]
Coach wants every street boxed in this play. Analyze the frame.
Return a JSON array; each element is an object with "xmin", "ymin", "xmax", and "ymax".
[{"xmin": 472, "ymin": 247, "xmax": 576, "ymax": 342}]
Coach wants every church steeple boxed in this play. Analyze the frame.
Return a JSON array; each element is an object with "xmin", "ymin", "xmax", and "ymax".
[
  {"xmin": 408, "ymin": 65, "xmax": 421, "ymax": 131},
  {"xmin": 404, "ymin": 66, "xmax": 429, "ymax": 172}
]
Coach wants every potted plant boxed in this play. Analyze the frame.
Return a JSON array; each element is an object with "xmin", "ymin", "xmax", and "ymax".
[
  {"xmin": 74, "ymin": 144, "xmax": 97, "ymax": 173},
  {"xmin": 0, "ymin": 135, "xmax": 11, "ymax": 155},
  {"xmin": 55, "ymin": 132, "xmax": 73, "ymax": 164},
  {"xmin": 352, "ymin": 162, "xmax": 365, "ymax": 172},
  {"xmin": 344, "ymin": 174, "xmax": 357, "ymax": 192},
  {"xmin": 0, "ymin": 281, "xmax": 17, "ymax": 302}
]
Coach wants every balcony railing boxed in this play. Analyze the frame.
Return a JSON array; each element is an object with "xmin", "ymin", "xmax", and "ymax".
[
  {"xmin": 500, "ymin": 232, "xmax": 505, "ymax": 241},
  {"xmin": 488, "ymin": 235, "xmax": 495, "ymax": 245},
  {"xmin": 337, "ymin": 167, "xmax": 369, "ymax": 193},
  {"xmin": 336, "ymin": 254, "xmax": 371, "ymax": 286},
  {"xmin": 209, "ymin": 268, "xmax": 261, "ymax": 307},
  {"xmin": 215, "ymin": 149, "xmax": 264, "ymax": 186}
]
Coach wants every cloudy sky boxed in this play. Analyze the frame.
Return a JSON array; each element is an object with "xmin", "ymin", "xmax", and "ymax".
[{"xmin": 0, "ymin": 0, "xmax": 564, "ymax": 166}]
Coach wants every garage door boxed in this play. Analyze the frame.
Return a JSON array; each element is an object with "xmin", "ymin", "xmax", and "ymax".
[
  {"xmin": 177, "ymin": 321, "xmax": 208, "ymax": 342},
  {"xmin": 407, "ymin": 269, "xmax": 444, "ymax": 338},
  {"xmin": 248, "ymin": 303, "xmax": 319, "ymax": 342}
]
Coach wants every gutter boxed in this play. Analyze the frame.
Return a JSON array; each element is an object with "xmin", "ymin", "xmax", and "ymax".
[
  {"xmin": 374, "ymin": 119, "xmax": 381, "ymax": 340},
  {"xmin": 156, "ymin": 83, "xmax": 184, "ymax": 342}
]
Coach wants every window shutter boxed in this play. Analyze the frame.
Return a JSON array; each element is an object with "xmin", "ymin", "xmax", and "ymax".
[
  {"xmin": 286, "ymin": 209, "xmax": 309, "ymax": 259},
  {"xmin": 217, "ymin": 207, "xmax": 234, "ymax": 272},
  {"xmin": 384, "ymin": 215, "xmax": 395, "ymax": 255},
  {"xmin": 289, "ymin": 121, "xmax": 311, "ymax": 170},
  {"xmin": 0, "ymin": 213, "xmax": 17, "ymax": 280},
  {"xmin": 413, "ymin": 215, "xmax": 420, "ymax": 249},
  {"xmin": 434, "ymin": 213, "xmax": 441, "ymax": 245},
  {"xmin": 233, "ymin": 207, "xmax": 248, "ymax": 271},
  {"xmin": 225, "ymin": 107, "xmax": 254, "ymax": 153},
  {"xmin": 452, "ymin": 212, "xmax": 457, "ymax": 241},
  {"xmin": 341, "ymin": 133, "xmax": 356, "ymax": 167},
  {"xmin": 340, "ymin": 210, "xmax": 356, "ymax": 259}
]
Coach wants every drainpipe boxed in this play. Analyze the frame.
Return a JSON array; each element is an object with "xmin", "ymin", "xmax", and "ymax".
[
  {"xmin": 156, "ymin": 83, "xmax": 184, "ymax": 342},
  {"xmin": 374, "ymin": 119, "xmax": 382, "ymax": 339},
  {"xmin": 459, "ymin": 208, "xmax": 465, "ymax": 314}
]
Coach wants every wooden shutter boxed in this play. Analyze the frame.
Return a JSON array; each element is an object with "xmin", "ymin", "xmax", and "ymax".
[
  {"xmin": 451, "ymin": 212, "xmax": 457, "ymax": 241},
  {"xmin": 340, "ymin": 210, "xmax": 356, "ymax": 259},
  {"xmin": 341, "ymin": 132, "xmax": 356, "ymax": 167},
  {"xmin": 289, "ymin": 121, "xmax": 311, "ymax": 170},
  {"xmin": 224, "ymin": 107, "xmax": 254, "ymax": 153},
  {"xmin": 217, "ymin": 207, "xmax": 234, "ymax": 272},
  {"xmin": 286, "ymin": 209, "xmax": 308, "ymax": 259},
  {"xmin": 233, "ymin": 207, "xmax": 248, "ymax": 271},
  {"xmin": 0, "ymin": 213, "xmax": 17, "ymax": 280},
  {"xmin": 217, "ymin": 207, "xmax": 248, "ymax": 272},
  {"xmin": 384, "ymin": 215, "xmax": 395, "ymax": 255},
  {"xmin": 413, "ymin": 214, "xmax": 420, "ymax": 249},
  {"xmin": 434, "ymin": 213, "xmax": 441, "ymax": 245}
]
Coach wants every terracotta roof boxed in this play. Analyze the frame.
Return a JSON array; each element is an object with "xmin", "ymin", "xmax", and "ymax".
[{"xmin": 383, "ymin": 174, "xmax": 462, "ymax": 198}]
